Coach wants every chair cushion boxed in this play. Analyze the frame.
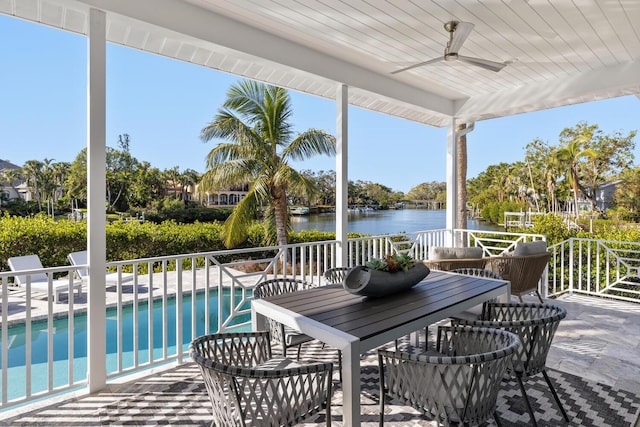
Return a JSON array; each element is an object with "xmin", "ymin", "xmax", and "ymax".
[
  {"xmin": 513, "ymin": 241, "xmax": 547, "ymax": 256},
  {"xmin": 429, "ymin": 246, "xmax": 483, "ymax": 260}
]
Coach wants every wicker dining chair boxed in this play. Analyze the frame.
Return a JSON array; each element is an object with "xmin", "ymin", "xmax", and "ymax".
[
  {"xmin": 190, "ymin": 331, "xmax": 333, "ymax": 427},
  {"xmin": 485, "ymin": 252, "xmax": 551, "ymax": 303},
  {"xmin": 323, "ymin": 267, "xmax": 351, "ymax": 284},
  {"xmin": 253, "ymin": 278, "xmax": 316, "ymax": 360},
  {"xmin": 448, "ymin": 268, "xmax": 504, "ymax": 322},
  {"xmin": 450, "ymin": 267, "xmax": 503, "ymax": 280},
  {"xmin": 378, "ymin": 325, "xmax": 521, "ymax": 427},
  {"xmin": 452, "ymin": 302, "xmax": 569, "ymax": 426}
]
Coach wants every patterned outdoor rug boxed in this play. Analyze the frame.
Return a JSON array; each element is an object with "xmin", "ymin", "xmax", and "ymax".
[{"xmin": 3, "ymin": 340, "xmax": 639, "ymax": 426}]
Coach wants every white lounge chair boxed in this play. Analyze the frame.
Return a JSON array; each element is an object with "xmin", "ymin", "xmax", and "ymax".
[
  {"xmin": 8, "ymin": 254, "xmax": 82, "ymax": 303},
  {"xmin": 67, "ymin": 250, "xmax": 134, "ymax": 288}
]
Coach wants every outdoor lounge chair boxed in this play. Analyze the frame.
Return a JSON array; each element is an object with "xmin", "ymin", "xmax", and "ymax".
[
  {"xmin": 378, "ymin": 325, "xmax": 520, "ymax": 426},
  {"xmin": 190, "ymin": 331, "xmax": 333, "ymax": 426},
  {"xmin": 8, "ymin": 254, "xmax": 82, "ymax": 303},
  {"xmin": 423, "ymin": 246, "xmax": 487, "ymax": 271},
  {"xmin": 485, "ymin": 251, "xmax": 551, "ymax": 303},
  {"xmin": 67, "ymin": 250, "xmax": 134, "ymax": 288}
]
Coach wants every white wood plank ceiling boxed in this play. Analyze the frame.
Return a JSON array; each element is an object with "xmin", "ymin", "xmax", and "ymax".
[{"xmin": 2, "ymin": 0, "xmax": 639, "ymax": 127}]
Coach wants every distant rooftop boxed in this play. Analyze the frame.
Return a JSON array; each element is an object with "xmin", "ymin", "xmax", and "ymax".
[{"xmin": 0, "ymin": 160, "xmax": 19, "ymax": 171}]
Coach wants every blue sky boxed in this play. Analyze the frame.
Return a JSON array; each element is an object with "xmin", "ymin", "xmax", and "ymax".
[{"xmin": 2, "ymin": 15, "xmax": 639, "ymax": 194}]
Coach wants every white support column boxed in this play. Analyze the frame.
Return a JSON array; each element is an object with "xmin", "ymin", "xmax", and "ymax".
[
  {"xmin": 87, "ymin": 8, "xmax": 107, "ymax": 393},
  {"xmin": 446, "ymin": 118, "xmax": 458, "ymax": 243},
  {"xmin": 336, "ymin": 84, "xmax": 349, "ymax": 266}
]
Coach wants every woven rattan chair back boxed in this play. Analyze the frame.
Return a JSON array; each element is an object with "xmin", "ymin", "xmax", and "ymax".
[
  {"xmin": 190, "ymin": 331, "xmax": 333, "ymax": 427},
  {"xmin": 423, "ymin": 258, "xmax": 487, "ymax": 271},
  {"xmin": 323, "ymin": 267, "xmax": 351, "ymax": 284},
  {"xmin": 453, "ymin": 302, "xmax": 569, "ymax": 426},
  {"xmin": 253, "ymin": 278, "xmax": 311, "ymax": 299},
  {"xmin": 253, "ymin": 278, "xmax": 314, "ymax": 359},
  {"xmin": 450, "ymin": 268, "xmax": 502, "ymax": 280},
  {"xmin": 485, "ymin": 252, "xmax": 551, "ymax": 302},
  {"xmin": 378, "ymin": 326, "xmax": 520, "ymax": 427}
]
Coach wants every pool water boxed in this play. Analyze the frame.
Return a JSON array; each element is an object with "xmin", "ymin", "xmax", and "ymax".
[{"xmin": 2, "ymin": 289, "xmax": 251, "ymax": 402}]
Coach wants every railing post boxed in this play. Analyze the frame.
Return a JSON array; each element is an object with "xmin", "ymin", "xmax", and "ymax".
[{"xmin": 568, "ymin": 238, "xmax": 574, "ymax": 295}]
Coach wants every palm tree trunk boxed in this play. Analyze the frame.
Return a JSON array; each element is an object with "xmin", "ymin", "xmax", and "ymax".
[
  {"xmin": 572, "ymin": 167, "xmax": 580, "ymax": 219},
  {"xmin": 456, "ymin": 123, "xmax": 468, "ymax": 246},
  {"xmin": 273, "ymin": 187, "xmax": 289, "ymax": 246}
]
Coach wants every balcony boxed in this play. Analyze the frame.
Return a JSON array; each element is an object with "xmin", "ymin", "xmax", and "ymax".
[{"xmin": 1, "ymin": 229, "xmax": 639, "ymax": 425}]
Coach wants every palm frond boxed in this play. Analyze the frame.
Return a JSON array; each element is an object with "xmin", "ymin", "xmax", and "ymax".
[
  {"xmin": 224, "ymin": 80, "xmax": 269, "ymax": 124},
  {"xmin": 283, "ymin": 129, "xmax": 336, "ymax": 161},
  {"xmin": 275, "ymin": 165, "xmax": 317, "ymax": 198},
  {"xmin": 199, "ymin": 160, "xmax": 256, "ymax": 192},
  {"xmin": 252, "ymin": 176, "xmax": 271, "ymax": 201},
  {"xmin": 201, "ymin": 111, "xmax": 250, "ymax": 141},
  {"xmin": 221, "ymin": 190, "xmax": 259, "ymax": 248},
  {"xmin": 261, "ymin": 206, "xmax": 278, "ymax": 246}
]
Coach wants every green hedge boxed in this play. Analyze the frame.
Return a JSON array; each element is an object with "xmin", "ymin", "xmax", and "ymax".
[
  {"xmin": 0, "ymin": 214, "xmax": 369, "ymax": 272},
  {"xmin": 0, "ymin": 213, "xmax": 86, "ymax": 270},
  {"xmin": 0, "ymin": 214, "xmax": 225, "ymax": 271}
]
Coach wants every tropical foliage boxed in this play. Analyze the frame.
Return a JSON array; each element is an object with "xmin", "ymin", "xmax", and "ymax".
[
  {"xmin": 199, "ymin": 80, "xmax": 336, "ymax": 248},
  {"xmin": 469, "ymin": 122, "xmax": 636, "ymax": 221}
]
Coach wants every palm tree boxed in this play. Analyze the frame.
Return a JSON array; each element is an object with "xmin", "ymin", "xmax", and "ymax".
[
  {"xmin": 455, "ymin": 123, "xmax": 468, "ymax": 232},
  {"xmin": 557, "ymin": 139, "xmax": 596, "ymax": 219},
  {"xmin": 22, "ymin": 160, "xmax": 44, "ymax": 210},
  {"xmin": 0, "ymin": 167, "xmax": 23, "ymax": 200},
  {"xmin": 199, "ymin": 80, "xmax": 335, "ymax": 247},
  {"xmin": 179, "ymin": 169, "xmax": 200, "ymax": 203},
  {"xmin": 51, "ymin": 161, "xmax": 70, "ymax": 202}
]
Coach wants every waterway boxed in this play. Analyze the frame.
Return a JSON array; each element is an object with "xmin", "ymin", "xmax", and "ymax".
[{"xmin": 290, "ymin": 209, "xmax": 501, "ymax": 235}]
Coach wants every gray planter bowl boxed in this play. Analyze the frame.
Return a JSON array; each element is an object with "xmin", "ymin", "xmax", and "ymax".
[{"xmin": 343, "ymin": 263, "xmax": 430, "ymax": 298}]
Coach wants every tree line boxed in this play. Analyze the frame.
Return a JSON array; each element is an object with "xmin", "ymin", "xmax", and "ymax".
[
  {"xmin": 4, "ymin": 122, "xmax": 637, "ymax": 224},
  {"xmin": 2, "ymin": 79, "xmax": 638, "ymax": 249},
  {"xmin": 467, "ymin": 122, "xmax": 637, "ymax": 220},
  {"xmin": 1, "ymin": 134, "xmax": 201, "ymax": 217}
]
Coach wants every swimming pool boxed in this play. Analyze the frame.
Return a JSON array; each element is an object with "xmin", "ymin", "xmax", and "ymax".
[{"xmin": 1, "ymin": 289, "xmax": 252, "ymax": 402}]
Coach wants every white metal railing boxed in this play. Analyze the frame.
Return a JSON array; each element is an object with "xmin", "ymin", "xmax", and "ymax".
[
  {"xmin": 0, "ymin": 241, "xmax": 342, "ymax": 410},
  {"xmin": 3, "ymin": 229, "xmax": 638, "ymax": 412},
  {"xmin": 347, "ymin": 228, "xmax": 544, "ymax": 264},
  {"xmin": 547, "ymin": 238, "xmax": 640, "ymax": 302}
]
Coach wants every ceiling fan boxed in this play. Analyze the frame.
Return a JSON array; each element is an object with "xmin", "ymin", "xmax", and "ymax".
[{"xmin": 392, "ymin": 21, "xmax": 506, "ymax": 74}]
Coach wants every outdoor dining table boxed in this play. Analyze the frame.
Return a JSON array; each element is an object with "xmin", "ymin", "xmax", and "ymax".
[{"xmin": 251, "ymin": 269, "xmax": 510, "ymax": 427}]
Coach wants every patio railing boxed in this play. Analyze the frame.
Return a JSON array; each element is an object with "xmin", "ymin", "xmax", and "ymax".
[
  {"xmin": 1, "ymin": 229, "xmax": 639, "ymax": 411},
  {"xmin": 547, "ymin": 238, "xmax": 640, "ymax": 302}
]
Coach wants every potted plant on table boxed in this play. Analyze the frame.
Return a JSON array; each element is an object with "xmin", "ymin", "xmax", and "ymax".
[{"xmin": 343, "ymin": 253, "xmax": 430, "ymax": 297}]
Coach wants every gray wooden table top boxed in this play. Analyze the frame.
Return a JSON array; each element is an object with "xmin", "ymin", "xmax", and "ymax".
[{"xmin": 261, "ymin": 270, "xmax": 507, "ymax": 341}]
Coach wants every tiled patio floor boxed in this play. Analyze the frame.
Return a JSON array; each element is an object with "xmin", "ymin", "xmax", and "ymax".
[{"xmin": 1, "ymin": 293, "xmax": 640, "ymax": 426}]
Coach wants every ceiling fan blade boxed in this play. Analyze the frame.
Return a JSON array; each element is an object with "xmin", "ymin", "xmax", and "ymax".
[
  {"xmin": 448, "ymin": 22, "xmax": 474, "ymax": 53},
  {"xmin": 457, "ymin": 55, "xmax": 506, "ymax": 72},
  {"xmin": 391, "ymin": 57, "xmax": 443, "ymax": 74}
]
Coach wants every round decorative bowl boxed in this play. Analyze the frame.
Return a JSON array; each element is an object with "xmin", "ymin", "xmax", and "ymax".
[{"xmin": 343, "ymin": 263, "xmax": 430, "ymax": 298}]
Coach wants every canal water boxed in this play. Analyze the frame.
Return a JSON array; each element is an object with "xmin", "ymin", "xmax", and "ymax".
[{"xmin": 290, "ymin": 209, "xmax": 501, "ymax": 234}]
